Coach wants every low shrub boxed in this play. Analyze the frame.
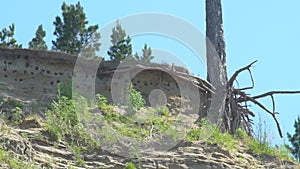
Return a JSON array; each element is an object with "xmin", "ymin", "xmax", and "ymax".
[
  {"xmin": 45, "ymin": 93, "xmax": 99, "ymax": 149},
  {"xmin": 125, "ymin": 162, "xmax": 136, "ymax": 169},
  {"xmin": 96, "ymin": 94, "xmax": 114, "ymax": 114},
  {"xmin": 45, "ymin": 95, "xmax": 79, "ymax": 140},
  {"xmin": 9, "ymin": 107, "xmax": 23, "ymax": 126},
  {"xmin": 129, "ymin": 83, "xmax": 145, "ymax": 111}
]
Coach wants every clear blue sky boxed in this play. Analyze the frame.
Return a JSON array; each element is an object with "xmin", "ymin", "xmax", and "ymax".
[{"xmin": 1, "ymin": 0, "xmax": 300, "ymax": 146}]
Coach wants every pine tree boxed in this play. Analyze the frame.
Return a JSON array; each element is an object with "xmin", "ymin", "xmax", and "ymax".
[
  {"xmin": 28, "ymin": 25, "xmax": 47, "ymax": 50},
  {"xmin": 0, "ymin": 23, "xmax": 22, "ymax": 48},
  {"xmin": 52, "ymin": 2, "xmax": 100, "ymax": 55},
  {"xmin": 134, "ymin": 44, "xmax": 154, "ymax": 63},
  {"xmin": 287, "ymin": 116, "xmax": 300, "ymax": 162},
  {"xmin": 107, "ymin": 21, "xmax": 132, "ymax": 61}
]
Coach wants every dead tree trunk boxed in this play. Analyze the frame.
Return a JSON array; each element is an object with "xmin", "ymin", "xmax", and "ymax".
[
  {"xmin": 206, "ymin": 0, "xmax": 227, "ymax": 66},
  {"xmin": 205, "ymin": 0, "xmax": 229, "ymax": 129},
  {"xmin": 205, "ymin": 0, "xmax": 245, "ymax": 134},
  {"xmin": 205, "ymin": 0, "xmax": 300, "ymax": 137}
]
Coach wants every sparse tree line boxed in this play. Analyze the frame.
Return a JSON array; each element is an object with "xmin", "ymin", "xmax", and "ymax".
[{"xmin": 0, "ymin": 2, "xmax": 153, "ymax": 62}]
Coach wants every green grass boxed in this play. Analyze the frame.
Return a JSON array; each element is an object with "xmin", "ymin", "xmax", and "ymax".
[
  {"xmin": 4, "ymin": 83, "xmax": 291, "ymax": 167},
  {"xmin": 235, "ymin": 128, "xmax": 292, "ymax": 161},
  {"xmin": 125, "ymin": 162, "xmax": 137, "ymax": 169},
  {"xmin": 101, "ymin": 107, "xmax": 174, "ymax": 139},
  {"xmin": 185, "ymin": 119, "xmax": 293, "ymax": 161},
  {"xmin": 44, "ymin": 85, "xmax": 174, "ymax": 154},
  {"xmin": 0, "ymin": 148, "xmax": 37, "ymax": 169},
  {"xmin": 48, "ymin": 90, "xmax": 293, "ymax": 162},
  {"xmin": 96, "ymin": 93, "xmax": 174, "ymax": 140}
]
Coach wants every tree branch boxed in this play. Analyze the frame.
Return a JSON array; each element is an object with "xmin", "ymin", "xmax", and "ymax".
[
  {"xmin": 239, "ymin": 68, "xmax": 255, "ymax": 91},
  {"xmin": 252, "ymin": 91, "xmax": 300, "ymax": 100},
  {"xmin": 228, "ymin": 60, "xmax": 257, "ymax": 88},
  {"xmin": 234, "ymin": 89, "xmax": 283, "ymax": 137}
]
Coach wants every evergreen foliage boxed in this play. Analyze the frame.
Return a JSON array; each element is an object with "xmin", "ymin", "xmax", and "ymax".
[
  {"xmin": 28, "ymin": 25, "xmax": 47, "ymax": 50},
  {"xmin": 287, "ymin": 116, "xmax": 300, "ymax": 162},
  {"xmin": 134, "ymin": 44, "xmax": 154, "ymax": 63},
  {"xmin": 52, "ymin": 2, "xmax": 100, "ymax": 55},
  {"xmin": 107, "ymin": 21, "xmax": 132, "ymax": 61},
  {"xmin": 0, "ymin": 23, "xmax": 22, "ymax": 48}
]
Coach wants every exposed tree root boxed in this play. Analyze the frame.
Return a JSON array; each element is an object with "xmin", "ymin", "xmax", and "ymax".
[{"xmin": 223, "ymin": 61, "xmax": 300, "ymax": 137}]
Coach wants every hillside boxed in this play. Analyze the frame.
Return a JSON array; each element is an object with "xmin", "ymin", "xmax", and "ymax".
[
  {"xmin": 0, "ymin": 119, "xmax": 298, "ymax": 169},
  {"xmin": 0, "ymin": 48, "xmax": 299, "ymax": 168},
  {"xmin": 0, "ymin": 97, "xmax": 299, "ymax": 169}
]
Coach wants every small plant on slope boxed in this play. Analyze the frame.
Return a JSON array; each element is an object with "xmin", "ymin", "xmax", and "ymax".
[
  {"xmin": 45, "ymin": 95, "xmax": 79, "ymax": 140},
  {"xmin": 287, "ymin": 116, "xmax": 300, "ymax": 162},
  {"xmin": 129, "ymin": 83, "xmax": 145, "ymax": 111},
  {"xmin": 125, "ymin": 162, "xmax": 137, "ymax": 169}
]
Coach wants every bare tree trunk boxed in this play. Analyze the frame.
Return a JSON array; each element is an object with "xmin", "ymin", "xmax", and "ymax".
[
  {"xmin": 206, "ymin": 0, "xmax": 227, "ymax": 66},
  {"xmin": 205, "ymin": 0, "xmax": 300, "ymax": 137},
  {"xmin": 205, "ymin": 0, "xmax": 229, "ymax": 129}
]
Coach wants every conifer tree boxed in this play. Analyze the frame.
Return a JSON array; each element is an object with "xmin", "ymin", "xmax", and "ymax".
[
  {"xmin": 134, "ymin": 44, "xmax": 154, "ymax": 63},
  {"xmin": 107, "ymin": 21, "xmax": 132, "ymax": 61},
  {"xmin": 287, "ymin": 116, "xmax": 300, "ymax": 162},
  {"xmin": 29, "ymin": 25, "xmax": 47, "ymax": 50},
  {"xmin": 52, "ymin": 2, "xmax": 100, "ymax": 55},
  {"xmin": 0, "ymin": 23, "xmax": 22, "ymax": 48}
]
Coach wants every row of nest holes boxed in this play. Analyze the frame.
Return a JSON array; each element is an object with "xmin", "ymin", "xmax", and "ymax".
[
  {"xmin": 3, "ymin": 67, "xmax": 64, "ymax": 76},
  {"xmin": 10, "ymin": 78, "xmax": 61, "ymax": 84},
  {"xmin": 3, "ymin": 60, "xmax": 64, "ymax": 76}
]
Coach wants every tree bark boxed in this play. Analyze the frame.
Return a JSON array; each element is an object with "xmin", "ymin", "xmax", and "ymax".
[
  {"xmin": 205, "ymin": 0, "xmax": 228, "ymax": 128},
  {"xmin": 206, "ymin": 0, "xmax": 227, "ymax": 66}
]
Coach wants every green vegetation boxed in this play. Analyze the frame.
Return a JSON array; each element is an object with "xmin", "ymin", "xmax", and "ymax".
[
  {"xmin": 44, "ymin": 92, "xmax": 100, "ymax": 167},
  {"xmin": 70, "ymin": 144, "xmax": 87, "ymax": 166},
  {"xmin": 238, "ymin": 128, "xmax": 292, "ymax": 161},
  {"xmin": 116, "ymin": 108, "xmax": 173, "ymax": 139},
  {"xmin": 57, "ymin": 82, "xmax": 73, "ymax": 100},
  {"xmin": 0, "ymin": 97, "xmax": 24, "ymax": 126},
  {"xmin": 0, "ymin": 1, "xmax": 297, "ymax": 168},
  {"xmin": 28, "ymin": 24, "xmax": 47, "ymax": 50},
  {"xmin": 5, "ymin": 98, "xmax": 24, "ymax": 109},
  {"xmin": 45, "ymin": 85, "xmax": 99, "ymax": 146},
  {"xmin": 0, "ymin": 84, "xmax": 296, "ymax": 167},
  {"xmin": 129, "ymin": 83, "xmax": 145, "ymax": 111},
  {"xmin": 96, "ymin": 93, "xmax": 172, "ymax": 140},
  {"xmin": 107, "ymin": 21, "xmax": 132, "ymax": 61},
  {"xmin": 96, "ymin": 86, "xmax": 173, "ymax": 140},
  {"xmin": 287, "ymin": 116, "xmax": 300, "ymax": 162},
  {"xmin": 9, "ymin": 107, "xmax": 23, "ymax": 126},
  {"xmin": 96, "ymin": 93, "xmax": 114, "ymax": 113},
  {"xmin": 45, "ymin": 95, "xmax": 79, "ymax": 141},
  {"xmin": 134, "ymin": 44, "xmax": 154, "ymax": 63},
  {"xmin": 186, "ymin": 118, "xmax": 293, "ymax": 161},
  {"xmin": 0, "ymin": 2, "xmax": 155, "ymax": 62},
  {"xmin": 0, "ymin": 149, "xmax": 37, "ymax": 169},
  {"xmin": 155, "ymin": 106, "xmax": 171, "ymax": 117},
  {"xmin": 52, "ymin": 2, "xmax": 100, "ymax": 55},
  {"xmin": 0, "ymin": 23, "xmax": 22, "ymax": 48},
  {"xmin": 125, "ymin": 162, "xmax": 137, "ymax": 169},
  {"xmin": 42, "ymin": 86, "xmax": 150, "ymax": 164}
]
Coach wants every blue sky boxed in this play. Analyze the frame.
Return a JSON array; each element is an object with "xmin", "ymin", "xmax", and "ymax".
[{"xmin": 1, "ymin": 0, "xmax": 300, "ymax": 146}]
